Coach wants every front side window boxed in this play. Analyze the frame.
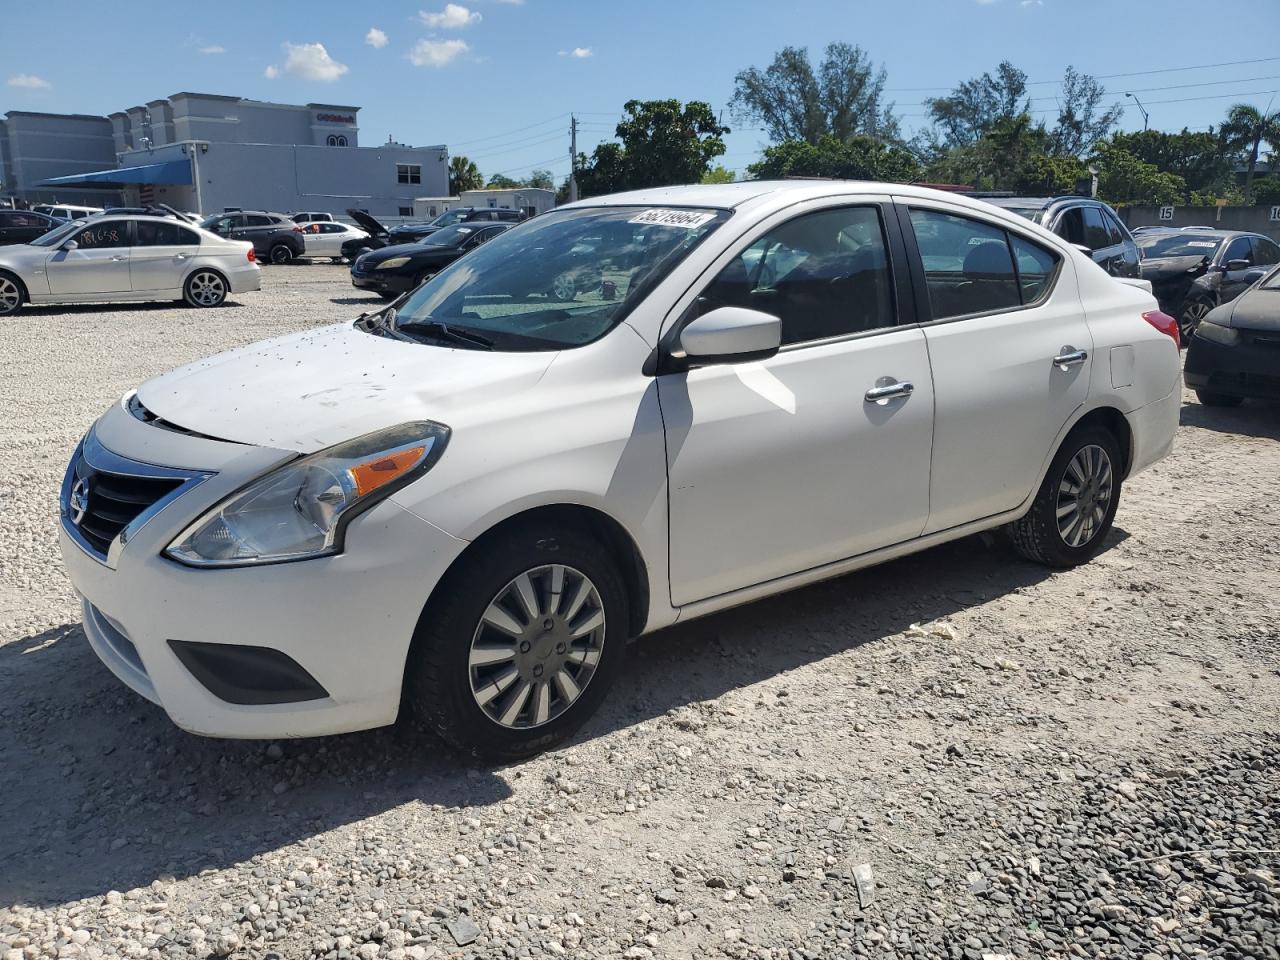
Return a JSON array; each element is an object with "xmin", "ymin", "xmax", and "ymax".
[
  {"xmin": 1055, "ymin": 208, "xmax": 1085, "ymax": 246},
  {"xmin": 201, "ymin": 214, "xmax": 240, "ymax": 232},
  {"xmin": 1081, "ymin": 207, "xmax": 1111, "ymax": 250},
  {"xmin": 389, "ymin": 206, "xmax": 729, "ymax": 351},
  {"xmin": 72, "ymin": 221, "xmax": 128, "ymax": 249},
  {"xmin": 1252, "ymin": 237, "xmax": 1280, "ymax": 266},
  {"xmin": 1223, "ymin": 237, "xmax": 1253, "ymax": 265},
  {"xmin": 135, "ymin": 220, "xmax": 198, "ymax": 246},
  {"xmin": 909, "ymin": 208, "xmax": 1019, "ymax": 318},
  {"xmin": 397, "ymin": 164, "xmax": 422, "ymax": 185},
  {"xmin": 1103, "ymin": 211, "xmax": 1128, "ymax": 247},
  {"xmin": 695, "ymin": 205, "xmax": 895, "ymax": 346}
]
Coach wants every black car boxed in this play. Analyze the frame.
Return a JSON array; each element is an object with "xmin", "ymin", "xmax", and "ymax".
[
  {"xmin": 0, "ymin": 209, "xmax": 64, "ymax": 246},
  {"xmin": 200, "ymin": 210, "xmax": 305, "ymax": 264},
  {"xmin": 982, "ymin": 196, "xmax": 1141, "ymax": 279},
  {"xmin": 1184, "ymin": 264, "xmax": 1280, "ymax": 406},
  {"xmin": 350, "ymin": 223, "xmax": 511, "ymax": 300},
  {"xmin": 1135, "ymin": 229, "xmax": 1279, "ymax": 342},
  {"xmin": 343, "ymin": 207, "xmax": 527, "ymax": 259}
]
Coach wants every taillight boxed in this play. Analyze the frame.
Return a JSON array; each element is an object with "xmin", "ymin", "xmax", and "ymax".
[
  {"xmin": 246, "ymin": 247, "xmax": 256, "ymax": 263},
  {"xmin": 1143, "ymin": 310, "xmax": 1179, "ymax": 350}
]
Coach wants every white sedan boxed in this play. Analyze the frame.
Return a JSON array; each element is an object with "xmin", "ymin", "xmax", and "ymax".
[
  {"xmin": 0, "ymin": 215, "xmax": 260, "ymax": 315},
  {"xmin": 299, "ymin": 221, "xmax": 369, "ymax": 261},
  {"xmin": 58, "ymin": 181, "xmax": 1180, "ymax": 760}
]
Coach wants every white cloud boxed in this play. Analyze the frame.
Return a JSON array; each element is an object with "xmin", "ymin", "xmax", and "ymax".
[
  {"xmin": 7, "ymin": 73, "xmax": 50, "ymax": 89},
  {"xmin": 409, "ymin": 38, "xmax": 469, "ymax": 67},
  {"xmin": 265, "ymin": 42, "xmax": 349, "ymax": 82},
  {"xmin": 558, "ymin": 47, "xmax": 592, "ymax": 59},
  {"xmin": 199, "ymin": 44, "xmax": 226, "ymax": 54},
  {"xmin": 418, "ymin": 4, "xmax": 482, "ymax": 28},
  {"xmin": 366, "ymin": 27, "xmax": 389, "ymax": 48}
]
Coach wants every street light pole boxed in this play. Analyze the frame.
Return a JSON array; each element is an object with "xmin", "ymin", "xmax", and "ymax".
[{"xmin": 1125, "ymin": 92, "xmax": 1149, "ymax": 132}]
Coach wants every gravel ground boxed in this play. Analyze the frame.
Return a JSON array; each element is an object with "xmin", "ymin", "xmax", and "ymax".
[{"xmin": 1, "ymin": 264, "xmax": 1277, "ymax": 960}]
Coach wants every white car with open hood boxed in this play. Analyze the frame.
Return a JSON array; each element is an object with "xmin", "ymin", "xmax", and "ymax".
[{"xmin": 58, "ymin": 181, "xmax": 1181, "ymax": 760}]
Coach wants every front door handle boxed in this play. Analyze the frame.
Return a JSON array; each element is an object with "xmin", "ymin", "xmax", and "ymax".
[
  {"xmin": 1053, "ymin": 349, "xmax": 1088, "ymax": 368},
  {"xmin": 110, "ymin": 255, "xmax": 126, "ymax": 262},
  {"xmin": 865, "ymin": 380, "xmax": 915, "ymax": 403}
]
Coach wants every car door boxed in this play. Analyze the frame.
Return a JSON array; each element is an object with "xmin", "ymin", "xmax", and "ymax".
[
  {"xmin": 130, "ymin": 220, "xmax": 201, "ymax": 291},
  {"xmin": 898, "ymin": 200, "xmax": 1091, "ymax": 533},
  {"xmin": 660, "ymin": 199, "xmax": 935, "ymax": 606},
  {"xmin": 1101, "ymin": 208, "xmax": 1140, "ymax": 277},
  {"xmin": 45, "ymin": 219, "xmax": 132, "ymax": 295},
  {"xmin": 1219, "ymin": 236, "xmax": 1258, "ymax": 302}
]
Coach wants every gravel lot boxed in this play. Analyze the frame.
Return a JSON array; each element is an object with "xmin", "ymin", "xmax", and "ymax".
[{"xmin": 1, "ymin": 264, "xmax": 1277, "ymax": 960}]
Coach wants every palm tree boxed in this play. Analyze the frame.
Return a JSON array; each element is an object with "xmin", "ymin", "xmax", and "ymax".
[
  {"xmin": 448, "ymin": 156, "xmax": 483, "ymax": 196},
  {"xmin": 1219, "ymin": 103, "xmax": 1280, "ymax": 204}
]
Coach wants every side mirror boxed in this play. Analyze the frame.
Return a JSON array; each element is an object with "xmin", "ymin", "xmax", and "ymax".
[
  {"xmin": 677, "ymin": 306, "xmax": 781, "ymax": 366},
  {"xmin": 62, "ymin": 239, "xmax": 78, "ymax": 251},
  {"xmin": 1225, "ymin": 258, "xmax": 1251, "ymax": 272}
]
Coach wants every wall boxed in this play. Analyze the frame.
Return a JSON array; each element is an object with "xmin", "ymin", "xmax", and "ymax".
[
  {"xmin": 0, "ymin": 112, "xmax": 120, "ymax": 204},
  {"xmin": 168, "ymin": 94, "xmax": 360, "ymax": 148},
  {"xmin": 1120, "ymin": 205, "xmax": 1280, "ymax": 243}
]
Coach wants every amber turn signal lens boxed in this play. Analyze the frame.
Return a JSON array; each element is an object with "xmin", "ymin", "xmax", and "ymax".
[{"xmin": 349, "ymin": 446, "xmax": 426, "ymax": 496}]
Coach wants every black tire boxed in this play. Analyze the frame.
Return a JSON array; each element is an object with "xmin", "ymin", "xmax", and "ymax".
[
  {"xmin": 1178, "ymin": 298, "xmax": 1213, "ymax": 344},
  {"xmin": 0, "ymin": 271, "xmax": 26, "ymax": 316},
  {"xmin": 1196, "ymin": 389, "xmax": 1243, "ymax": 408},
  {"xmin": 269, "ymin": 244, "xmax": 293, "ymax": 265},
  {"xmin": 1007, "ymin": 424, "xmax": 1123, "ymax": 569},
  {"xmin": 405, "ymin": 522, "xmax": 629, "ymax": 763},
  {"xmin": 182, "ymin": 269, "xmax": 228, "ymax": 308}
]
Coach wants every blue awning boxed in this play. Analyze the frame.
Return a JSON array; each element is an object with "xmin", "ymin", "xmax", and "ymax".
[{"xmin": 36, "ymin": 159, "xmax": 192, "ymax": 188}]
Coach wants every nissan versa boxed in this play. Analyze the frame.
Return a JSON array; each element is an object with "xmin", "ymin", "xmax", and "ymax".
[{"xmin": 58, "ymin": 182, "xmax": 1181, "ymax": 760}]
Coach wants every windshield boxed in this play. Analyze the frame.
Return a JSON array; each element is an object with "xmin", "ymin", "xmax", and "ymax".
[
  {"xmin": 1135, "ymin": 233, "xmax": 1223, "ymax": 258},
  {"xmin": 430, "ymin": 210, "xmax": 466, "ymax": 227},
  {"xmin": 1262, "ymin": 265, "xmax": 1280, "ymax": 290},
  {"xmin": 421, "ymin": 224, "xmax": 475, "ymax": 247},
  {"xmin": 389, "ymin": 206, "xmax": 729, "ymax": 350},
  {"xmin": 29, "ymin": 219, "xmax": 86, "ymax": 247}
]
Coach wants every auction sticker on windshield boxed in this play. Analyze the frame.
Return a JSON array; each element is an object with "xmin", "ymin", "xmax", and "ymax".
[{"xmin": 629, "ymin": 209, "xmax": 717, "ymax": 229}]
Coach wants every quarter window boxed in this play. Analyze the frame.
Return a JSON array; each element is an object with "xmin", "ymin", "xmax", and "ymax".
[
  {"xmin": 397, "ymin": 164, "xmax": 422, "ymax": 185},
  {"xmin": 1010, "ymin": 234, "xmax": 1059, "ymax": 305},
  {"xmin": 71, "ymin": 221, "xmax": 128, "ymax": 249},
  {"xmin": 909, "ymin": 208, "xmax": 1019, "ymax": 318},
  {"xmin": 696, "ymin": 205, "xmax": 896, "ymax": 346}
]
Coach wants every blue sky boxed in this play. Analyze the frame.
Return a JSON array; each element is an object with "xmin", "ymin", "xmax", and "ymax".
[{"xmin": 4, "ymin": 0, "xmax": 1278, "ymax": 182}]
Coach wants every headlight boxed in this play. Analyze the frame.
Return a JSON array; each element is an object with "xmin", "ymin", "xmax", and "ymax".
[
  {"xmin": 1193, "ymin": 320, "xmax": 1239, "ymax": 346},
  {"xmin": 376, "ymin": 256, "xmax": 411, "ymax": 270},
  {"xmin": 165, "ymin": 421, "xmax": 449, "ymax": 567}
]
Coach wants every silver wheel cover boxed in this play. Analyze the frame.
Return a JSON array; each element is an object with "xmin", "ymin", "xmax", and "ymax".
[{"xmin": 1056, "ymin": 443, "xmax": 1114, "ymax": 548}]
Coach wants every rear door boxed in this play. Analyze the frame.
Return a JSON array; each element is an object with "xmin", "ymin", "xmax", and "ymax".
[
  {"xmin": 897, "ymin": 199, "xmax": 1091, "ymax": 533},
  {"xmin": 46, "ymin": 219, "xmax": 133, "ymax": 295},
  {"xmin": 130, "ymin": 220, "xmax": 201, "ymax": 291}
]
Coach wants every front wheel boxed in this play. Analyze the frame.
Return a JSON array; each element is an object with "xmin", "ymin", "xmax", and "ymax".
[
  {"xmin": 551, "ymin": 271, "xmax": 577, "ymax": 301},
  {"xmin": 1196, "ymin": 389, "xmax": 1243, "ymax": 408},
  {"xmin": 1179, "ymin": 298, "xmax": 1213, "ymax": 344},
  {"xmin": 269, "ymin": 244, "xmax": 293, "ymax": 265},
  {"xmin": 405, "ymin": 523, "xmax": 628, "ymax": 762},
  {"xmin": 0, "ymin": 273, "xmax": 26, "ymax": 316},
  {"xmin": 1007, "ymin": 424, "xmax": 1122, "ymax": 568}
]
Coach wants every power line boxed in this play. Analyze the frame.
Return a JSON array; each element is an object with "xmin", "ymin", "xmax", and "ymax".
[
  {"xmin": 884, "ymin": 55, "xmax": 1280, "ymax": 92},
  {"xmin": 468, "ymin": 129, "xmax": 570, "ymax": 162},
  {"xmin": 897, "ymin": 88, "xmax": 1280, "ymax": 119},
  {"xmin": 448, "ymin": 113, "xmax": 570, "ymax": 149}
]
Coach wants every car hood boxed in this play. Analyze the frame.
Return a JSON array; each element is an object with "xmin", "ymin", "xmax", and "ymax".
[
  {"xmin": 135, "ymin": 322, "xmax": 556, "ymax": 453},
  {"xmin": 361, "ymin": 240, "xmax": 459, "ymax": 263},
  {"xmin": 0, "ymin": 244, "xmax": 50, "ymax": 269},
  {"xmin": 346, "ymin": 208, "xmax": 388, "ymax": 237},
  {"xmin": 1139, "ymin": 254, "xmax": 1210, "ymax": 283},
  {"xmin": 1221, "ymin": 287, "xmax": 1280, "ymax": 331}
]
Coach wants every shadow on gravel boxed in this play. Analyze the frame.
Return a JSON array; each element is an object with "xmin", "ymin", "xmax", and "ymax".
[
  {"xmin": 17, "ymin": 301, "xmax": 248, "ymax": 316},
  {"xmin": 0, "ymin": 530, "xmax": 1123, "ymax": 908},
  {"xmin": 329, "ymin": 296, "xmax": 385, "ymax": 306},
  {"xmin": 1180, "ymin": 398, "xmax": 1280, "ymax": 440}
]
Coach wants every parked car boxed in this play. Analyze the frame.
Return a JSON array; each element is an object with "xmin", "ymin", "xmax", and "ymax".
[
  {"xmin": 291, "ymin": 212, "xmax": 335, "ymax": 224},
  {"xmin": 300, "ymin": 221, "xmax": 370, "ymax": 262},
  {"xmin": 56, "ymin": 182, "xmax": 1180, "ymax": 759},
  {"xmin": 1183, "ymin": 264, "xmax": 1280, "ymax": 406},
  {"xmin": 351, "ymin": 223, "xmax": 511, "ymax": 299},
  {"xmin": 342, "ymin": 208, "xmax": 527, "ymax": 259},
  {"xmin": 0, "ymin": 209, "xmax": 64, "ymax": 246},
  {"xmin": 982, "ymin": 196, "xmax": 1141, "ymax": 279},
  {"xmin": 33, "ymin": 203, "xmax": 104, "ymax": 221},
  {"xmin": 0, "ymin": 214, "xmax": 260, "ymax": 315},
  {"xmin": 1135, "ymin": 228, "xmax": 1279, "ymax": 342},
  {"xmin": 199, "ymin": 211, "xmax": 305, "ymax": 264}
]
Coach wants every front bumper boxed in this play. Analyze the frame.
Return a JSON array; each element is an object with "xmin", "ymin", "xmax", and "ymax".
[
  {"xmin": 351, "ymin": 271, "xmax": 416, "ymax": 295},
  {"xmin": 58, "ymin": 399, "xmax": 468, "ymax": 739},
  {"xmin": 1184, "ymin": 332, "xmax": 1280, "ymax": 400}
]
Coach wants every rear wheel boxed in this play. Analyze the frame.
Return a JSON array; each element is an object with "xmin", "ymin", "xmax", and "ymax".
[
  {"xmin": 183, "ymin": 269, "xmax": 227, "ymax": 308},
  {"xmin": 1195, "ymin": 389, "xmax": 1243, "ymax": 408},
  {"xmin": 1007, "ymin": 424, "xmax": 1122, "ymax": 568},
  {"xmin": 1178, "ymin": 298, "xmax": 1213, "ymax": 344},
  {"xmin": 269, "ymin": 244, "xmax": 293, "ymax": 265},
  {"xmin": 405, "ymin": 523, "xmax": 628, "ymax": 762},
  {"xmin": 0, "ymin": 272, "xmax": 25, "ymax": 316}
]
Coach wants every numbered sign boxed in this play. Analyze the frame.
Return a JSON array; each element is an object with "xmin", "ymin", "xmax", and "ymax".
[
  {"xmin": 1158, "ymin": 206, "xmax": 1175, "ymax": 221},
  {"xmin": 1270, "ymin": 206, "xmax": 1280, "ymax": 222}
]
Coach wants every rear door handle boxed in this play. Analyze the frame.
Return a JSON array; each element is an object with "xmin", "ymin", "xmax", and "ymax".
[
  {"xmin": 110, "ymin": 255, "xmax": 127, "ymax": 262},
  {"xmin": 865, "ymin": 381, "xmax": 915, "ymax": 403},
  {"xmin": 1053, "ymin": 349, "xmax": 1088, "ymax": 368}
]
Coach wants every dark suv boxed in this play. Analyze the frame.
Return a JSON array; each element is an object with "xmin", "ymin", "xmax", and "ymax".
[
  {"xmin": 982, "ymin": 197, "xmax": 1141, "ymax": 278},
  {"xmin": 200, "ymin": 211, "xmax": 305, "ymax": 264}
]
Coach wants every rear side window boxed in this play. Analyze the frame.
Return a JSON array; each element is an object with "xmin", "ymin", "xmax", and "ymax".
[
  {"xmin": 909, "ymin": 209, "xmax": 1019, "ymax": 318},
  {"xmin": 1081, "ymin": 207, "xmax": 1111, "ymax": 250},
  {"xmin": 1103, "ymin": 211, "xmax": 1128, "ymax": 247},
  {"xmin": 247, "ymin": 214, "xmax": 273, "ymax": 227},
  {"xmin": 1252, "ymin": 237, "xmax": 1280, "ymax": 266},
  {"xmin": 697, "ymin": 205, "xmax": 896, "ymax": 346},
  {"xmin": 135, "ymin": 221, "xmax": 199, "ymax": 246},
  {"xmin": 1055, "ymin": 207, "xmax": 1085, "ymax": 246}
]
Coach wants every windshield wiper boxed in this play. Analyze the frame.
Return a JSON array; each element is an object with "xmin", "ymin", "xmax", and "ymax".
[{"xmin": 396, "ymin": 318, "xmax": 494, "ymax": 350}]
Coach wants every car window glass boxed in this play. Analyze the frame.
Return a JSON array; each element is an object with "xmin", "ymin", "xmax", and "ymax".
[
  {"xmin": 72, "ymin": 221, "xmax": 128, "ymax": 249},
  {"xmin": 1010, "ymin": 234, "xmax": 1059, "ymax": 305},
  {"xmin": 909, "ymin": 208, "xmax": 1019, "ymax": 319},
  {"xmin": 1252, "ymin": 238, "xmax": 1280, "ymax": 266},
  {"xmin": 1223, "ymin": 237, "xmax": 1253, "ymax": 264},
  {"xmin": 1103, "ymin": 212, "xmax": 1127, "ymax": 247},
  {"xmin": 1054, "ymin": 208, "xmax": 1084, "ymax": 246},
  {"xmin": 135, "ymin": 220, "xmax": 198, "ymax": 246},
  {"xmin": 1081, "ymin": 207, "xmax": 1110, "ymax": 250},
  {"xmin": 246, "ymin": 214, "xmax": 273, "ymax": 227},
  {"xmin": 695, "ymin": 205, "xmax": 895, "ymax": 346}
]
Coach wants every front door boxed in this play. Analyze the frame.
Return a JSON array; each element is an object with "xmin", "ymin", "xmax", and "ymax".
[
  {"xmin": 1220, "ymin": 236, "xmax": 1258, "ymax": 302},
  {"xmin": 661, "ymin": 201, "xmax": 935, "ymax": 606},
  {"xmin": 130, "ymin": 219, "xmax": 202, "ymax": 291},
  {"xmin": 46, "ymin": 220, "xmax": 132, "ymax": 295},
  {"xmin": 899, "ymin": 200, "xmax": 1093, "ymax": 533}
]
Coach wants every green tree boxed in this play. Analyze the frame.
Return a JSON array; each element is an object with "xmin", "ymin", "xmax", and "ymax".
[
  {"xmin": 525, "ymin": 168, "xmax": 554, "ymax": 190},
  {"xmin": 1093, "ymin": 142, "xmax": 1186, "ymax": 207},
  {"xmin": 1219, "ymin": 103, "xmax": 1280, "ymax": 203},
  {"xmin": 1047, "ymin": 67, "xmax": 1123, "ymax": 157},
  {"xmin": 1108, "ymin": 128, "xmax": 1233, "ymax": 200},
  {"xmin": 731, "ymin": 43, "xmax": 899, "ymax": 144},
  {"xmin": 923, "ymin": 114, "xmax": 1086, "ymax": 192},
  {"xmin": 448, "ymin": 155, "xmax": 482, "ymax": 195},
  {"xmin": 922, "ymin": 61, "xmax": 1029, "ymax": 152},
  {"xmin": 701, "ymin": 165, "xmax": 737, "ymax": 184},
  {"xmin": 485, "ymin": 173, "xmax": 521, "ymax": 189},
  {"xmin": 748, "ymin": 134, "xmax": 920, "ymax": 182},
  {"xmin": 575, "ymin": 99, "xmax": 729, "ymax": 197}
]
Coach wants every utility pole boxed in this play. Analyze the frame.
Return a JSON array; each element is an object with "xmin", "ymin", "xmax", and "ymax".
[
  {"xmin": 1125, "ymin": 92, "xmax": 1149, "ymax": 132},
  {"xmin": 568, "ymin": 114, "xmax": 579, "ymax": 203}
]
